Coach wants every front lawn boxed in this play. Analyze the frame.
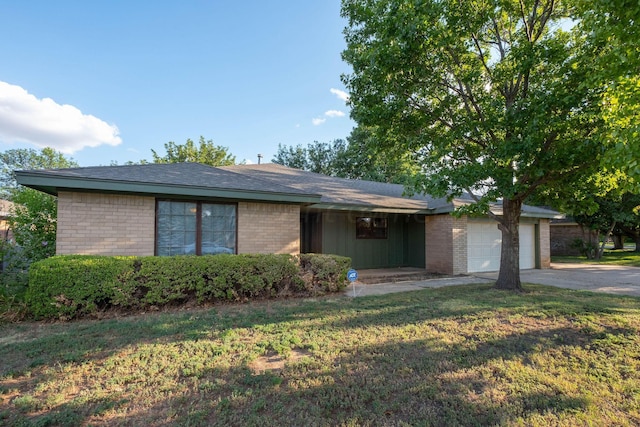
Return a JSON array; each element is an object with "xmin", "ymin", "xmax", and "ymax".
[
  {"xmin": 553, "ymin": 249, "xmax": 640, "ymax": 267},
  {"xmin": 1, "ymin": 284, "xmax": 639, "ymax": 426}
]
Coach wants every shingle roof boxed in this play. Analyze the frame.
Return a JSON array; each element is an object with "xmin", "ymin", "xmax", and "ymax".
[
  {"xmin": 15, "ymin": 162, "xmax": 561, "ymax": 217},
  {"xmin": 19, "ymin": 163, "xmax": 311, "ymax": 195},
  {"xmin": 221, "ymin": 163, "xmax": 438, "ymax": 211},
  {"xmin": 13, "ymin": 163, "xmax": 322, "ymax": 204}
]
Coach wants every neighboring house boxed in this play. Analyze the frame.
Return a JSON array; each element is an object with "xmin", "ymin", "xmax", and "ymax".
[
  {"xmin": 549, "ymin": 219, "xmax": 599, "ymax": 256},
  {"xmin": 14, "ymin": 163, "xmax": 560, "ymax": 274},
  {"xmin": 0, "ymin": 199, "xmax": 14, "ymax": 243}
]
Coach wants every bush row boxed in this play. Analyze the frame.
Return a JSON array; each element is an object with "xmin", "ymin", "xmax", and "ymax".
[{"xmin": 26, "ymin": 253, "xmax": 351, "ymax": 320}]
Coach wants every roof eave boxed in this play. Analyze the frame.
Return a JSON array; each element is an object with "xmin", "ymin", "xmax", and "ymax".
[
  {"xmin": 430, "ymin": 199, "xmax": 563, "ymax": 219},
  {"xmin": 15, "ymin": 172, "xmax": 322, "ymax": 204},
  {"xmin": 308, "ymin": 203, "xmax": 431, "ymax": 214}
]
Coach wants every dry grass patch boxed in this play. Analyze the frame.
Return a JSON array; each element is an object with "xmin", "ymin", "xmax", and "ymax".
[{"xmin": 249, "ymin": 348, "xmax": 313, "ymax": 374}]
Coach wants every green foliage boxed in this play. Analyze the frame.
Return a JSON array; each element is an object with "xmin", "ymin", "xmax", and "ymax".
[
  {"xmin": 0, "ymin": 270, "xmax": 29, "ymax": 323},
  {"xmin": 7, "ymin": 188, "xmax": 57, "ymax": 265},
  {"xmin": 151, "ymin": 136, "xmax": 237, "ymax": 166},
  {"xmin": 0, "ymin": 147, "xmax": 78, "ymax": 198},
  {"xmin": 273, "ymin": 141, "xmax": 337, "ymax": 175},
  {"xmin": 26, "ymin": 255, "xmax": 134, "ymax": 320},
  {"xmin": 0, "ymin": 147, "xmax": 77, "ymax": 269},
  {"xmin": 340, "ymin": 0, "xmax": 638, "ymax": 288},
  {"xmin": 26, "ymin": 254, "xmax": 350, "ymax": 320},
  {"xmin": 298, "ymin": 253, "xmax": 351, "ymax": 293},
  {"xmin": 570, "ymin": 238, "xmax": 600, "ymax": 259},
  {"xmin": 273, "ymin": 130, "xmax": 418, "ymax": 184}
]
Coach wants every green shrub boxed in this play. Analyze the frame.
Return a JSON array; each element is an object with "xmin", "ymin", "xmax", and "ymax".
[
  {"xmin": 298, "ymin": 253, "xmax": 351, "ymax": 293},
  {"xmin": 26, "ymin": 255, "xmax": 134, "ymax": 319},
  {"xmin": 26, "ymin": 253, "xmax": 350, "ymax": 320}
]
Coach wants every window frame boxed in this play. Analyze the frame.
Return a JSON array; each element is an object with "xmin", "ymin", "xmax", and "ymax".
[
  {"xmin": 355, "ymin": 216, "xmax": 388, "ymax": 239},
  {"xmin": 155, "ymin": 199, "xmax": 238, "ymax": 256}
]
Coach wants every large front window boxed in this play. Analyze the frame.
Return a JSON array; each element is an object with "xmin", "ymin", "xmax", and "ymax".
[{"xmin": 156, "ymin": 201, "xmax": 236, "ymax": 256}]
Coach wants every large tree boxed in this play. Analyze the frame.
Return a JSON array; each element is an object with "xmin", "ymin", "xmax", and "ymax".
[
  {"xmin": 151, "ymin": 136, "xmax": 236, "ymax": 166},
  {"xmin": 341, "ymin": 0, "xmax": 638, "ymax": 290}
]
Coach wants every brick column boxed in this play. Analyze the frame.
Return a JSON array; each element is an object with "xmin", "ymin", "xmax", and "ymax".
[
  {"xmin": 539, "ymin": 219, "xmax": 551, "ymax": 269},
  {"xmin": 237, "ymin": 202, "xmax": 300, "ymax": 254},
  {"xmin": 451, "ymin": 216, "xmax": 468, "ymax": 275}
]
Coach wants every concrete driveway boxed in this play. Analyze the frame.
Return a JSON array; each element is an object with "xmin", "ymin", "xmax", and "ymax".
[
  {"xmin": 476, "ymin": 263, "xmax": 640, "ymax": 297},
  {"xmin": 346, "ymin": 263, "xmax": 640, "ymax": 297}
]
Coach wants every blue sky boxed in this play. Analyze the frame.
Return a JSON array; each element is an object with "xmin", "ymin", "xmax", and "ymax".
[{"xmin": 0, "ymin": 1, "xmax": 354, "ymax": 166}]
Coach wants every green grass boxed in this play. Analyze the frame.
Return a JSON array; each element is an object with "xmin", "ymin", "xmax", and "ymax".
[
  {"xmin": 1, "ymin": 284, "xmax": 640, "ymax": 426},
  {"xmin": 553, "ymin": 248, "xmax": 640, "ymax": 267}
]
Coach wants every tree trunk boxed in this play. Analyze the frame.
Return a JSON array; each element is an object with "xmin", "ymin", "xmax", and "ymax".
[
  {"xmin": 495, "ymin": 198, "xmax": 523, "ymax": 291},
  {"xmin": 595, "ymin": 221, "xmax": 616, "ymax": 259},
  {"xmin": 634, "ymin": 233, "xmax": 640, "ymax": 253},
  {"xmin": 613, "ymin": 234, "xmax": 624, "ymax": 250}
]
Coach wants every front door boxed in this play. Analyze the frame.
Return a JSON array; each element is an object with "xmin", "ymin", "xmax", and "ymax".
[{"xmin": 300, "ymin": 212, "xmax": 322, "ymax": 253}]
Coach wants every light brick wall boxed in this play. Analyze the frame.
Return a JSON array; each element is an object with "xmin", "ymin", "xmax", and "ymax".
[
  {"xmin": 0, "ymin": 218, "xmax": 11, "ymax": 242},
  {"xmin": 539, "ymin": 219, "xmax": 551, "ymax": 268},
  {"xmin": 451, "ymin": 216, "xmax": 468, "ymax": 275},
  {"xmin": 237, "ymin": 202, "xmax": 300, "ymax": 254},
  {"xmin": 57, "ymin": 192, "xmax": 155, "ymax": 256}
]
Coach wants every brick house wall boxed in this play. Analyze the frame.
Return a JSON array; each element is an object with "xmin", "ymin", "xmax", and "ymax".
[
  {"xmin": 426, "ymin": 214, "xmax": 467, "ymax": 275},
  {"xmin": 57, "ymin": 194, "xmax": 301, "ymax": 257},
  {"xmin": 427, "ymin": 214, "xmax": 551, "ymax": 274},
  {"xmin": 237, "ymin": 202, "xmax": 300, "ymax": 255},
  {"xmin": 0, "ymin": 200, "xmax": 14, "ymax": 243},
  {"xmin": 539, "ymin": 219, "xmax": 551, "ymax": 268},
  {"xmin": 57, "ymin": 192, "xmax": 156, "ymax": 256},
  {"xmin": 0, "ymin": 218, "xmax": 11, "ymax": 243},
  {"xmin": 550, "ymin": 222, "xmax": 598, "ymax": 256}
]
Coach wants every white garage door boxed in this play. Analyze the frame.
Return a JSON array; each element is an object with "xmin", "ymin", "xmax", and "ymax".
[{"xmin": 467, "ymin": 221, "xmax": 536, "ymax": 273}]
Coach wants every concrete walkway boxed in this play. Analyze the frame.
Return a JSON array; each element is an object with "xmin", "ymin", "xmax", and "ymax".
[{"xmin": 345, "ymin": 263, "xmax": 640, "ymax": 298}]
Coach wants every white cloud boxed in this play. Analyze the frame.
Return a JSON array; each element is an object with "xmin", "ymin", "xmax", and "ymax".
[
  {"xmin": 0, "ymin": 81, "xmax": 122, "ymax": 154},
  {"xmin": 324, "ymin": 110, "xmax": 345, "ymax": 118},
  {"xmin": 330, "ymin": 88, "xmax": 350, "ymax": 102},
  {"xmin": 312, "ymin": 117, "xmax": 327, "ymax": 126}
]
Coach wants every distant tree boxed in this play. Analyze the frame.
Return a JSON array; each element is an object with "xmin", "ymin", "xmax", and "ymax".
[
  {"xmin": 7, "ymin": 189, "xmax": 57, "ymax": 263},
  {"xmin": 0, "ymin": 148, "xmax": 78, "ymax": 198},
  {"xmin": 340, "ymin": 126, "xmax": 419, "ymax": 185},
  {"xmin": 151, "ymin": 136, "xmax": 236, "ymax": 166},
  {"xmin": 272, "ymin": 144, "xmax": 307, "ymax": 170},
  {"xmin": 573, "ymin": 192, "xmax": 640, "ymax": 255},
  {"xmin": 0, "ymin": 148, "xmax": 78, "ymax": 267},
  {"xmin": 273, "ymin": 131, "xmax": 418, "ymax": 185},
  {"xmin": 341, "ymin": 0, "xmax": 640, "ymax": 290},
  {"xmin": 273, "ymin": 140, "xmax": 353, "ymax": 176}
]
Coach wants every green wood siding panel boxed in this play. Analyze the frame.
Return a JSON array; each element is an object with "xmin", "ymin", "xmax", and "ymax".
[
  {"xmin": 321, "ymin": 212, "xmax": 426, "ymax": 269},
  {"xmin": 407, "ymin": 216, "xmax": 426, "ymax": 268}
]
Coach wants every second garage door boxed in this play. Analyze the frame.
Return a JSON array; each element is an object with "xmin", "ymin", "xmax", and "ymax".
[{"xmin": 467, "ymin": 221, "xmax": 536, "ymax": 273}]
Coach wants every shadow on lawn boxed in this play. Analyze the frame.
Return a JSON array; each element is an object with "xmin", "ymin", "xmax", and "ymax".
[
  {"xmin": 57, "ymin": 324, "xmax": 605, "ymax": 426},
  {"xmin": 2, "ymin": 284, "xmax": 638, "ymax": 425}
]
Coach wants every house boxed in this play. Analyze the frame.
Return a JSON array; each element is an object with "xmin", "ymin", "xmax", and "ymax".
[
  {"xmin": 550, "ymin": 218, "xmax": 599, "ymax": 256},
  {"xmin": 14, "ymin": 162, "xmax": 560, "ymax": 274},
  {"xmin": 0, "ymin": 199, "xmax": 14, "ymax": 243}
]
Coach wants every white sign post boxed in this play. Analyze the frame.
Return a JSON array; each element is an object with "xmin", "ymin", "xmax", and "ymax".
[{"xmin": 347, "ymin": 269, "xmax": 359, "ymax": 297}]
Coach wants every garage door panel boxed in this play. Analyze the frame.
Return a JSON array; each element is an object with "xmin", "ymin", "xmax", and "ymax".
[
  {"xmin": 519, "ymin": 224, "xmax": 536, "ymax": 269},
  {"xmin": 467, "ymin": 221, "xmax": 536, "ymax": 273}
]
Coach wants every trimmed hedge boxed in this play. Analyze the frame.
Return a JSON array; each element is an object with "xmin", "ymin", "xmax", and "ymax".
[{"xmin": 26, "ymin": 253, "xmax": 351, "ymax": 320}]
